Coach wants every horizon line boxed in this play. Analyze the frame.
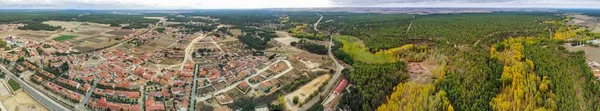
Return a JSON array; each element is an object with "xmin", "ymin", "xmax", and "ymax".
[{"xmin": 0, "ymin": 6, "xmax": 599, "ymax": 11}]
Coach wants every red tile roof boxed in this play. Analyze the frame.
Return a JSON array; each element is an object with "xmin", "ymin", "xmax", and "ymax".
[{"xmin": 334, "ymin": 79, "xmax": 348, "ymax": 94}]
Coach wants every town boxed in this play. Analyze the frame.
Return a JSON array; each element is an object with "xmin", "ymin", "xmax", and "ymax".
[{"xmin": 0, "ymin": 13, "xmax": 348, "ymax": 111}]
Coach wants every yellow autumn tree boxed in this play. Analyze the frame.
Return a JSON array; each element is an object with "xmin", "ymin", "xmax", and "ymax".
[
  {"xmin": 377, "ymin": 82, "xmax": 454, "ymax": 111},
  {"xmin": 490, "ymin": 37, "xmax": 556, "ymax": 111},
  {"xmin": 553, "ymin": 27, "xmax": 576, "ymax": 40}
]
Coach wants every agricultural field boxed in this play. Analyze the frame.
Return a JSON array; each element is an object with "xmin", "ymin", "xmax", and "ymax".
[
  {"xmin": 136, "ymin": 33, "xmax": 179, "ymax": 53},
  {"xmin": 44, "ymin": 22, "xmax": 136, "ymax": 52},
  {"xmin": 0, "ymin": 30, "xmax": 55, "ymax": 42},
  {"xmin": 52, "ymin": 35, "xmax": 77, "ymax": 41},
  {"xmin": 42, "ymin": 21, "xmax": 134, "ymax": 52}
]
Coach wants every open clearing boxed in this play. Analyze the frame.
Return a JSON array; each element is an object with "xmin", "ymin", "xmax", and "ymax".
[
  {"xmin": 333, "ymin": 35, "xmax": 395, "ymax": 63},
  {"xmin": 284, "ymin": 74, "xmax": 331, "ymax": 111},
  {"xmin": 407, "ymin": 62, "xmax": 435, "ymax": 84},
  {"xmin": 299, "ymin": 59, "xmax": 320, "ymax": 69},
  {"xmin": 0, "ymin": 90, "xmax": 48, "ymax": 111},
  {"xmin": 563, "ymin": 43, "xmax": 600, "ymax": 62},
  {"xmin": 274, "ymin": 31, "xmax": 301, "ymax": 45}
]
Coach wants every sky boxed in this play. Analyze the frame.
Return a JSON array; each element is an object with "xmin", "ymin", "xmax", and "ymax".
[{"xmin": 0, "ymin": 0, "xmax": 599, "ymax": 9}]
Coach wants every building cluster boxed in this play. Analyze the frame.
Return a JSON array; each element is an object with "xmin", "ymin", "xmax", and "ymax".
[
  {"xmin": 142, "ymin": 63, "xmax": 195, "ymax": 111},
  {"xmin": 0, "ymin": 22, "xmax": 300, "ymax": 111}
]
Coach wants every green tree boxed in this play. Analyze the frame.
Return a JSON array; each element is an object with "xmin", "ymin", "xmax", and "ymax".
[{"xmin": 293, "ymin": 96, "xmax": 299, "ymax": 104}]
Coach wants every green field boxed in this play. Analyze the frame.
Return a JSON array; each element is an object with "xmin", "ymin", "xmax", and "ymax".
[
  {"xmin": 53, "ymin": 35, "xmax": 78, "ymax": 41},
  {"xmin": 334, "ymin": 35, "xmax": 395, "ymax": 63},
  {"xmin": 8, "ymin": 79, "xmax": 20, "ymax": 91}
]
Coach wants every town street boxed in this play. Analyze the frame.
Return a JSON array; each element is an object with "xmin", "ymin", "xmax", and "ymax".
[
  {"xmin": 0, "ymin": 64, "xmax": 72, "ymax": 111},
  {"xmin": 196, "ymin": 59, "xmax": 293, "ymax": 102}
]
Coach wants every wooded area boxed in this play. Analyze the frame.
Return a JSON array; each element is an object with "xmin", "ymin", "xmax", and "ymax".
[{"xmin": 341, "ymin": 61, "xmax": 407, "ymax": 110}]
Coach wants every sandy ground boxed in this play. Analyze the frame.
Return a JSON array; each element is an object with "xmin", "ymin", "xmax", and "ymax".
[
  {"xmin": 0, "ymin": 90, "xmax": 48, "ymax": 111},
  {"xmin": 563, "ymin": 43, "xmax": 600, "ymax": 62},
  {"xmin": 274, "ymin": 31, "xmax": 301, "ymax": 45},
  {"xmin": 0, "ymin": 80, "xmax": 10, "ymax": 97},
  {"xmin": 228, "ymin": 29, "xmax": 242, "ymax": 37},
  {"xmin": 299, "ymin": 59, "xmax": 320, "ymax": 69},
  {"xmin": 284, "ymin": 74, "xmax": 331, "ymax": 111},
  {"xmin": 407, "ymin": 62, "xmax": 435, "ymax": 84}
]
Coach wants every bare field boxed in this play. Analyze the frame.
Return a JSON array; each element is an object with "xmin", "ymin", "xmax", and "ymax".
[
  {"xmin": 407, "ymin": 62, "xmax": 435, "ymax": 84},
  {"xmin": 0, "ymin": 30, "xmax": 55, "ymax": 41},
  {"xmin": 284, "ymin": 74, "xmax": 330, "ymax": 111},
  {"xmin": 0, "ymin": 90, "xmax": 48, "ymax": 111},
  {"xmin": 138, "ymin": 34, "xmax": 178, "ymax": 51},
  {"xmin": 107, "ymin": 30, "xmax": 134, "ymax": 36},
  {"xmin": 274, "ymin": 31, "xmax": 300, "ymax": 45},
  {"xmin": 0, "ymin": 81, "xmax": 10, "ymax": 97},
  {"xmin": 568, "ymin": 14, "xmax": 600, "ymax": 33},
  {"xmin": 228, "ymin": 29, "xmax": 242, "ymax": 36},
  {"xmin": 65, "ymin": 29, "xmax": 132, "ymax": 52},
  {"xmin": 160, "ymin": 58, "xmax": 183, "ymax": 65},
  {"xmin": 563, "ymin": 43, "xmax": 600, "ymax": 62}
]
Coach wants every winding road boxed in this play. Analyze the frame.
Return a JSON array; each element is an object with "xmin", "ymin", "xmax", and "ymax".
[{"xmin": 297, "ymin": 13, "xmax": 346, "ymax": 111}]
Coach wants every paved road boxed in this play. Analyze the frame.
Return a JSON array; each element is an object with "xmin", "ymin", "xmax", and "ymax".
[
  {"xmin": 298, "ymin": 13, "xmax": 346, "ymax": 111},
  {"xmin": 79, "ymin": 73, "xmax": 100, "ymax": 106},
  {"xmin": 314, "ymin": 13, "xmax": 323, "ymax": 32},
  {"xmin": 0, "ymin": 65, "xmax": 71, "ymax": 111},
  {"xmin": 189, "ymin": 64, "xmax": 200, "ymax": 111}
]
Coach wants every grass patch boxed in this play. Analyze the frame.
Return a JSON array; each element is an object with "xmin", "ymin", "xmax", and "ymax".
[
  {"xmin": 53, "ymin": 35, "xmax": 78, "ymax": 41},
  {"xmin": 334, "ymin": 35, "xmax": 396, "ymax": 63},
  {"xmin": 8, "ymin": 79, "xmax": 21, "ymax": 91}
]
